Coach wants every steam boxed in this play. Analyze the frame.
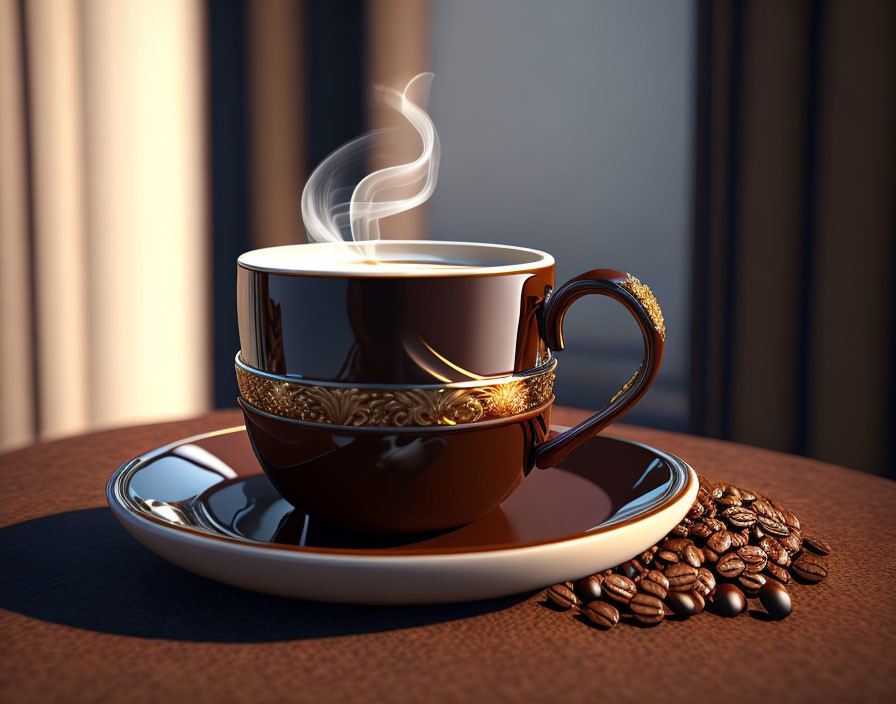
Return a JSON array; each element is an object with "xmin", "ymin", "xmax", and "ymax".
[{"xmin": 301, "ymin": 73, "xmax": 440, "ymax": 243}]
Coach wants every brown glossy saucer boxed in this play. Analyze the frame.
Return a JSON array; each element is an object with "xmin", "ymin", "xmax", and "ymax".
[{"xmin": 106, "ymin": 426, "xmax": 697, "ymax": 604}]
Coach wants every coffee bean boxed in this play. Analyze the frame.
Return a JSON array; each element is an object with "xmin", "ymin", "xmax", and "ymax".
[
  {"xmin": 738, "ymin": 487, "xmax": 758, "ymax": 502},
  {"xmin": 717, "ymin": 495, "xmax": 742, "ymax": 508},
  {"xmin": 725, "ymin": 486, "xmax": 743, "ymax": 500},
  {"xmin": 656, "ymin": 549, "xmax": 679, "ymax": 566},
  {"xmin": 670, "ymin": 523, "xmax": 689, "ymax": 538},
  {"xmin": 729, "ymin": 531, "xmax": 749, "ymax": 548},
  {"xmin": 631, "ymin": 593, "xmax": 666, "ymax": 620},
  {"xmin": 702, "ymin": 517, "xmax": 726, "ymax": 533},
  {"xmin": 753, "ymin": 499, "xmax": 784, "ymax": 523},
  {"xmin": 664, "ymin": 591, "xmax": 698, "ymax": 617},
  {"xmin": 547, "ymin": 583, "xmax": 578, "ymax": 609},
  {"xmin": 752, "ymin": 524, "xmax": 766, "ymax": 540},
  {"xmin": 639, "ymin": 547, "xmax": 657, "ymax": 566},
  {"xmin": 639, "ymin": 570, "xmax": 669, "ymax": 599},
  {"xmin": 690, "ymin": 589, "xmax": 706, "ymax": 614},
  {"xmin": 702, "ymin": 546, "xmax": 719, "ymax": 564},
  {"xmin": 682, "ymin": 544, "xmax": 703, "ymax": 568},
  {"xmin": 759, "ymin": 535, "xmax": 788, "ymax": 566},
  {"xmin": 573, "ymin": 575, "xmax": 603, "ymax": 602},
  {"xmin": 784, "ymin": 511, "xmax": 800, "ymax": 531},
  {"xmin": 737, "ymin": 545, "xmax": 768, "ymax": 573},
  {"xmin": 709, "ymin": 583, "xmax": 746, "ymax": 617},
  {"xmin": 765, "ymin": 563, "xmax": 790, "ymax": 584},
  {"xmin": 602, "ymin": 573, "xmax": 638, "ymax": 604},
  {"xmin": 803, "ymin": 535, "xmax": 831, "ymax": 556},
  {"xmin": 738, "ymin": 572, "xmax": 766, "ymax": 597},
  {"xmin": 792, "ymin": 553, "xmax": 828, "ymax": 584},
  {"xmin": 689, "ymin": 522, "xmax": 714, "ymax": 540},
  {"xmin": 662, "ymin": 538, "xmax": 693, "ymax": 555},
  {"xmin": 779, "ymin": 531, "xmax": 802, "ymax": 555},
  {"xmin": 716, "ymin": 553, "xmax": 746, "ymax": 579},
  {"xmin": 707, "ymin": 530, "xmax": 732, "ymax": 553},
  {"xmin": 719, "ymin": 506, "xmax": 756, "ymax": 528},
  {"xmin": 710, "ymin": 484, "xmax": 725, "ymax": 499},
  {"xmin": 665, "ymin": 563, "xmax": 698, "ymax": 591},
  {"xmin": 757, "ymin": 515, "xmax": 790, "ymax": 537},
  {"xmin": 687, "ymin": 501, "xmax": 705, "ymax": 520},
  {"xmin": 620, "ymin": 560, "xmax": 645, "ymax": 581},
  {"xmin": 694, "ymin": 567, "xmax": 716, "ymax": 597},
  {"xmin": 759, "ymin": 580, "xmax": 792, "ymax": 620},
  {"xmin": 582, "ymin": 600, "xmax": 619, "ymax": 629}
]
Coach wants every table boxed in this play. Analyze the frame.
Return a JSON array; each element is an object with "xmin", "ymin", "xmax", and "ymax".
[{"xmin": 1, "ymin": 407, "xmax": 894, "ymax": 703}]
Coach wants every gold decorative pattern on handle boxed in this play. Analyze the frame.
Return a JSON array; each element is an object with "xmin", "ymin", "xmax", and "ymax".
[
  {"xmin": 236, "ymin": 363, "xmax": 555, "ymax": 428},
  {"xmin": 622, "ymin": 274, "xmax": 666, "ymax": 341}
]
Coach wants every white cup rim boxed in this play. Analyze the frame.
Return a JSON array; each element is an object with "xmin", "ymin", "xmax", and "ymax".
[{"xmin": 237, "ymin": 240, "xmax": 555, "ymax": 277}]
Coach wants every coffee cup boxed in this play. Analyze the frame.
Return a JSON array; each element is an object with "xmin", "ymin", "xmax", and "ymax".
[{"xmin": 236, "ymin": 240, "xmax": 664, "ymax": 533}]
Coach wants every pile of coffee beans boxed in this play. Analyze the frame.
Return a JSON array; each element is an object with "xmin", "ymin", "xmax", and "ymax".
[{"xmin": 544, "ymin": 475, "xmax": 831, "ymax": 628}]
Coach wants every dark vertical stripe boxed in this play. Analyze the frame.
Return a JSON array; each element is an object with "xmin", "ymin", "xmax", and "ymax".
[
  {"xmin": 306, "ymin": 0, "xmax": 366, "ymax": 167},
  {"xmin": 689, "ymin": 0, "xmax": 714, "ymax": 436},
  {"xmin": 209, "ymin": 0, "xmax": 250, "ymax": 408},
  {"xmin": 17, "ymin": 0, "xmax": 39, "ymax": 436},
  {"xmin": 719, "ymin": 0, "xmax": 745, "ymax": 440},
  {"xmin": 794, "ymin": 0, "xmax": 824, "ymax": 456}
]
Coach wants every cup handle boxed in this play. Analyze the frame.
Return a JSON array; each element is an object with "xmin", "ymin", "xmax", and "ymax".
[{"xmin": 536, "ymin": 269, "xmax": 665, "ymax": 468}]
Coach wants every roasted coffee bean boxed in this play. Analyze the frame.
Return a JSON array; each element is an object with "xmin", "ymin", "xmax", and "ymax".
[
  {"xmin": 709, "ymin": 583, "xmax": 746, "ymax": 617},
  {"xmin": 710, "ymin": 484, "xmax": 725, "ymax": 499},
  {"xmin": 792, "ymin": 553, "xmax": 828, "ymax": 584},
  {"xmin": 664, "ymin": 591, "xmax": 698, "ymax": 617},
  {"xmin": 701, "ymin": 546, "xmax": 719, "ymax": 564},
  {"xmin": 765, "ymin": 563, "xmax": 790, "ymax": 584},
  {"xmin": 727, "ymin": 512, "xmax": 750, "ymax": 530},
  {"xmin": 738, "ymin": 572, "xmax": 766, "ymax": 597},
  {"xmin": 602, "ymin": 573, "xmax": 638, "ymax": 604},
  {"xmin": 639, "ymin": 548, "xmax": 657, "ymax": 567},
  {"xmin": 729, "ymin": 531, "xmax": 749, "ymax": 548},
  {"xmin": 690, "ymin": 589, "xmax": 706, "ymax": 614},
  {"xmin": 784, "ymin": 511, "xmax": 801, "ymax": 531},
  {"xmin": 738, "ymin": 487, "xmax": 758, "ymax": 502},
  {"xmin": 717, "ymin": 495, "xmax": 742, "ymax": 508},
  {"xmin": 752, "ymin": 499, "xmax": 780, "ymax": 521},
  {"xmin": 620, "ymin": 560, "xmax": 645, "ymax": 581},
  {"xmin": 687, "ymin": 501, "xmax": 706, "ymax": 520},
  {"xmin": 757, "ymin": 515, "xmax": 790, "ymax": 537},
  {"xmin": 656, "ymin": 549, "xmax": 679, "ymax": 566},
  {"xmin": 639, "ymin": 570, "xmax": 669, "ymax": 599},
  {"xmin": 582, "ymin": 600, "xmax": 619, "ymax": 629},
  {"xmin": 752, "ymin": 524, "xmax": 766, "ymax": 540},
  {"xmin": 759, "ymin": 580, "xmax": 792, "ymax": 620},
  {"xmin": 573, "ymin": 575, "xmax": 603, "ymax": 602},
  {"xmin": 665, "ymin": 563, "xmax": 699, "ymax": 591},
  {"xmin": 779, "ymin": 531, "xmax": 802, "ymax": 555},
  {"xmin": 707, "ymin": 530, "xmax": 732, "ymax": 553},
  {"xmin": 738, "ymin": 545, "xmax": 768, "ymax": 573},
  {"xmin": 630, "ymin": 593, "xmax": 666, "ymax": 621},
  {"xmin": 702, "ymin": 517, "xmax": 726, "ymax": 533},
  {"xmin": 725, "ymin": 486, "xmax": 742, "ymax": 500},
  {"xmin": 803, "ymin": 535, "xmax": 831, "ymax": 556},
  {"xmin": 670, "ymin": 523, "xmax": 689, "ymax": 538},
  {"xmin": 716, "ymin": 553, "xmax": 746, "ymax": 579},
  {"xmin": 547, "ymin": 583, "xmax": 579, "ymax": 609},
  {"xmin": 759, "ymin": 536, "xmax": 788, "ymax": 566},
  {"xmin": 689, "ymin": 522, "xmax": 714, "ymax": 540},
  {"xmin": 662, "ymin": 538, "xmax": 693, "ymax": 555},
  {"xmin": 694, "ymin": 567, "xmax": 716, "ymax": 597},
  {"xmin": 682, "ymin": 544, "xmax": 704, "ymax": 568}
]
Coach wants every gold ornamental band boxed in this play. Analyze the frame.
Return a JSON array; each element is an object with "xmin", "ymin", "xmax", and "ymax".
[
  {"xmin": 236, "ymin": 356, "xmax": 556, "ymax": 428},
  {"xmin": 622, "ymin": 273, "xmax": 665, "ymax": 341}
]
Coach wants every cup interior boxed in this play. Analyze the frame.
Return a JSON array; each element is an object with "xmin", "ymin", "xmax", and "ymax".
[{"xmin": 237, "ymin": 240, "xmax": 554, "ymax": 277}]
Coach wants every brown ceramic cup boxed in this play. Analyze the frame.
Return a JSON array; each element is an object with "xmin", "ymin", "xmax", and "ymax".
[{"xmin": 236, "ymin": 240, "xmax": 665, "ymax": 533}]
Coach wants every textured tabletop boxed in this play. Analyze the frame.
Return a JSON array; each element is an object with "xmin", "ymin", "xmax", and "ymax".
[{"xmin": 1, "ymin": 408, "xmax": 894, "ymax": 703}]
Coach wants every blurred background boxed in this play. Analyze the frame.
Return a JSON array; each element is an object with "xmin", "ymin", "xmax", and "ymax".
[{"xmin": 1, "ymin": 0, "xmax": 893, "ymax": 476}]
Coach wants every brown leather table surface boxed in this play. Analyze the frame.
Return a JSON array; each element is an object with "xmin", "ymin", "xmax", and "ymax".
[{"xmin": 1, "ymin": 407, "xmax": 894, "ymax": 703}]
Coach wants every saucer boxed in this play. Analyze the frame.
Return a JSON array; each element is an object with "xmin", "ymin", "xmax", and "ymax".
[{"xmin": 106, "ymin": 426, "xmax": 697, "ymax": 604}]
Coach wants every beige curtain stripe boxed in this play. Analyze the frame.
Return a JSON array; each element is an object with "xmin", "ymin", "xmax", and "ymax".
[
  {"xmin": 248, "ymin": 0, "xmax": 308, "ymax": 249},
  {"xmin": 0, "ymin": 0, "xmax": 35, "ymax": 450},
  {"xmin": 81, "ymin": 0, "xmax": 210, "ymax": 429},
  {"xmin": 23, "ymin": 0, "xmax": 90, "ymax": 441}
]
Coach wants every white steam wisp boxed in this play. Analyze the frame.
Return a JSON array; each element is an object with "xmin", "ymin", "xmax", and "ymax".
[{"xmin": 301, "ymin": 73, "xmax": 440, "ymax": 244}]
